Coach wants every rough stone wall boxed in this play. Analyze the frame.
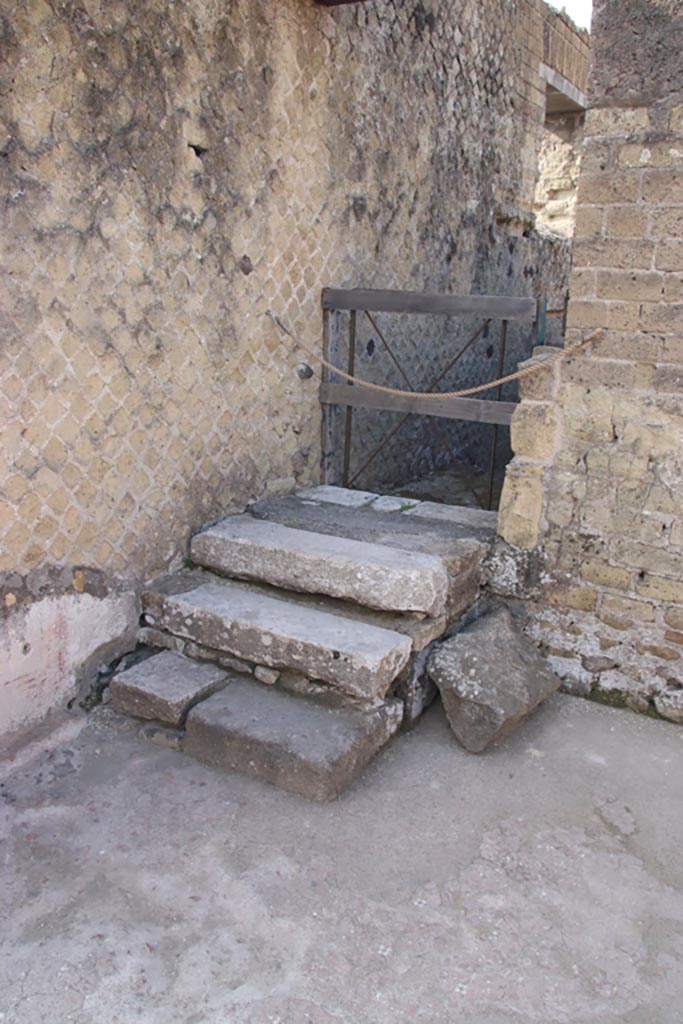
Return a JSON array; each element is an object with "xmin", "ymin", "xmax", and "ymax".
[
  {"xmin": 0, "ymin": 0, "xmax": 586, "ymax": 736},
  {"xmin": 496, "ymin": 0, "xmax": 683, "ymax": 722},
  {"xmin": 534, "ymin": 112, "xmax": 584, "ymax": 237}
]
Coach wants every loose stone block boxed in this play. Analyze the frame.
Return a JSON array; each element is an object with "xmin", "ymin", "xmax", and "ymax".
[
  {"xmin": 110, "ymin": 650, "xmax": 228, "ymax": 727},
  {"xmin": 254, "ymin": 665, "xmax": 280, "ymax": 685},
  {"xmin": 183, "ymin": 679, "xmax": 404, "ymax": 801},
  {"xmin": 654, "ymin": 691, "xmax": 683, "ymax": 724},
  {"xmin": 427, "ymin": 607, "xmax": 561, "ymax": 753},
  {"xmin": 191, "ymin": 514, "xmax": 449, "ymax": 616}
]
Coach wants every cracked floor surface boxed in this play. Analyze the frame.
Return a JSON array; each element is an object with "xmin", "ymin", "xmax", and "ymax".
[{"xmin": 1, "ymin": 695, "xmax": 683, "ymax": 1024}]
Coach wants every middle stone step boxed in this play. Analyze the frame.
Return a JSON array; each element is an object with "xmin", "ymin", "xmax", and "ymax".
[
  {"xmin": 143, "ymin": 574, "xmax": 413, "ymax": 701},
  {"xmin": 190, "ymin": 515, "xmax": 449, "ymax": 616}
]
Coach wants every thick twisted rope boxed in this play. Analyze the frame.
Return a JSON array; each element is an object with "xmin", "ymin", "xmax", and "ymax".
[{"xmin": 265, "ymin": 310, "xmax": 602, "ymax": 399}]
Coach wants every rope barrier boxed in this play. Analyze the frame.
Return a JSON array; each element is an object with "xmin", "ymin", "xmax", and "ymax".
[{"xmin": 265, "ymin": 310, "xmax": 602, "ymax": 400}]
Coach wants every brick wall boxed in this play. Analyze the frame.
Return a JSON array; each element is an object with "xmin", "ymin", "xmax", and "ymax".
[{"xmin": 496, "ymin": 0, "xmax": 683, "ymax": 723}]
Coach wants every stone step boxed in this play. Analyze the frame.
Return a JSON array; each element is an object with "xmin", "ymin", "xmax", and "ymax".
[
  {"xmin": 247, "ymin": 494, "xmax": 493, "ymax": 571},
  {"xmin": 142, "ymin": 573, "xmax": 412, "ymax": 701},
  {"xmin": 298, "ymin": 485, "xmax": 498, "ymax": 533},
  {"xmin": 191, "ymin": 514, "xmax": 449, "ymax": 616},
  {"xmin": 246, "ymin": 494, "xmax": 492, "ymax": 621},
  {"xmin": 109, "ymin": 649, "xmax": 228, "ymax": 727},
  {"xmin": 148, "ymin": 571, "xmax": 445, "ymax": 654},
  {"xmin": 183, "ymin": 678, "xmax": 404, "ymax": 801}
]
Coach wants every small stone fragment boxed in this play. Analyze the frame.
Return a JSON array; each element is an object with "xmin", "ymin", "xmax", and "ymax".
[
  {"xmin": 255, "ymin": 665, "xmax": 280, "ymax": 686},
  {"xmin": 140, "ymin": 722, "xmax": 184, "ymax": 750},
  {"xmin": 371, "ymin": 495, "xmax": 417, "ymax": 513},
  {"xmin": 184, "ymin": 640, "xmax": 253, "ymax": 674},
  {"xmin": 654, "ymin": 690, "xmax": 683, "ymax": 724},
  {"xmin": 138, "ymin": 626, "xmax": 183, "ymax": 651},
  {"xmin": 427, "ymin": 606, "xmax": 561, "ymax": 753}
]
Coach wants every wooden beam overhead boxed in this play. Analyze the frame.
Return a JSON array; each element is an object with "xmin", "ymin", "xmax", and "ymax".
[{"xmin": 321, "ymin": 287, "xmax": 536, "ymax": 322}]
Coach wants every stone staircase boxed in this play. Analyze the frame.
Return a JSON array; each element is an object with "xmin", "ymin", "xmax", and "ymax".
[{"xmin": 110, "ymin": 486, "xmax": 497, "ymax": 799}]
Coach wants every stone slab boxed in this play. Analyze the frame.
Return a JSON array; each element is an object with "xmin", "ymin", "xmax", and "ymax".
[
  {"xmin": 143, "ymin": 576, "xmax": 412, "ymax": 701},
  {"xmin": 183, "ymin": 679, "xmax": 404, "ymax": 800},
  {"xmin": 146, "ymin": 571, "xmax": 445, "ymax": 654},
  {"xmin": 248, "ymin": 495, "xmax": 491, "ymax": 570},
  {"xmin": 191, "ymin": 515, "xmax": 449, "ymax": 616},
  {"xmin": 402, "ymin": 500, "xmax": 499, "ymax": 533},
  {"xmin": 427, "ymin": 606, "xmax": 561, "ymax": 752},
  {"xmin": 109, "ymin": 650, "xmax": 228, "ymax": 727}
]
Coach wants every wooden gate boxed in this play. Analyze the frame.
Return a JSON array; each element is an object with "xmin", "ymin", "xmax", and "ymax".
[{"xmin": 319, "ymin": 288, "xmax": 545, "ymax": 509}]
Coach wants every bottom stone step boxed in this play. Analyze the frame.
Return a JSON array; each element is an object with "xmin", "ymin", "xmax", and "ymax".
[
  {"xmin": 110, "ymin": 649, "xmax": 228, "ymax": 727},
  {"xmin": 183, "ymin": 678, "xmax": 404, "ymax": 801}
]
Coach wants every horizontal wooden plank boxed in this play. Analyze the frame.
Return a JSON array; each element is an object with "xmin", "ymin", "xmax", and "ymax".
[
  {"xmin": 321, "ymin": 288, "xmax": 535, "ymax": 322},
  {"xmin": 319, "ymin": 383, "xmax": 516, "ymax": 426}
]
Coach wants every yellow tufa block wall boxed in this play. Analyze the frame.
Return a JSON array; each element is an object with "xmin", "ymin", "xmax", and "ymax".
[{"xmin": 497, "ymin": 1, "xmax": 683, "ymax": 721}]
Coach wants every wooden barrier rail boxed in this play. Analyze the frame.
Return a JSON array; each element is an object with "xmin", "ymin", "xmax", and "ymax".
[{"xmin": 320, "ymin": 288, "xmax": 542, "ymax": 508}]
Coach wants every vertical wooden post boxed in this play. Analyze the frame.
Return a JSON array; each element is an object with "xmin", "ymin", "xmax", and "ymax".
[
  {"xmin": 320, "ymin": 307, "xmax": 342, "ymax": 484},
  {"xmin": 486, "ymin": 319, "xmax": 508, "ymax": 511},
  {"xmin": 561, "ymin": 289, "xmax": 570, "ymax": 337},
  {"xmin": 537, "ymin": 295, "xmax": 548, "ymax": 347},
  {"xmin": 342, "ymin": 310, "xmax": 357, "ymax": 487}
]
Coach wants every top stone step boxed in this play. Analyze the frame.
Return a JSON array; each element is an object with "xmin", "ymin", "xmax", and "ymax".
[{"xmin": 191, "ymin": 514, "xmax": 449, "ymax": 616}]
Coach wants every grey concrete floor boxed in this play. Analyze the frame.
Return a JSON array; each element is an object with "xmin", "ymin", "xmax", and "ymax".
[{"xmin": 1, "ymin": 696, "xmax": 682, "ymax": 1024}]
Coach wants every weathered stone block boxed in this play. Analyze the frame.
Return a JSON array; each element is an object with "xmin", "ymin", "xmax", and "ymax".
[
  {"xmin": 497, "ymin": 462, "xmax": 545, "ymax": 550},
  {"xmin": 144, "ymin": 576, "xmax": 412, "ymax": 701},
  {"xmin": 110, "ymin": 650, "xmax": 227, "ymax": 727},
  {"xmin": 578, "ymin": 172, "xmax": 640, "ymax": 206},
  {"xmin": 584, "ymin": 107, "xmax": 649, "ymax": 137},
  {"xmin": 546, "ymin": 584, "xmax": 597, "ymax": 612},
  {"xmin": 574, "ymin": 205, "xmax": 604, "ymax": 239},
  {"xmin": 654, "ymin": 691, "xmax": 683, "ymax": 724},
  {"xmin": 510, "ymin": 401, "xmax": 559, "ymax": 461},
  {"xmin": 427, "ymin": 607, "xmax": 560, "ymax": 753},
  {"xmin": 641, "ymin": 169, "xmax": 683, "ymax": 204},
  {"xmin": 254, "ymin": 665, "xmax": 280, "ymax": 686},
  {"xmin": 655, "ymin": 239, "xmax": 683, "ymax": 272},
  {"xmin": 191, "ymin": 515, "xmax": 449, "ymax": 616},
  {"xmin": 183, "ymin": 680, "xmax": 404, "ymax": 800},
  {"xmin": 596, "ymin": 271, "xmax": 664, "ymax": 303},
  {"xmin": 605, "ymin": 206, "xmax": 648, "ymax": 239},
  {"xmin": 580, "ymin": 560, "xmax": 632, "ymax": 590}
]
